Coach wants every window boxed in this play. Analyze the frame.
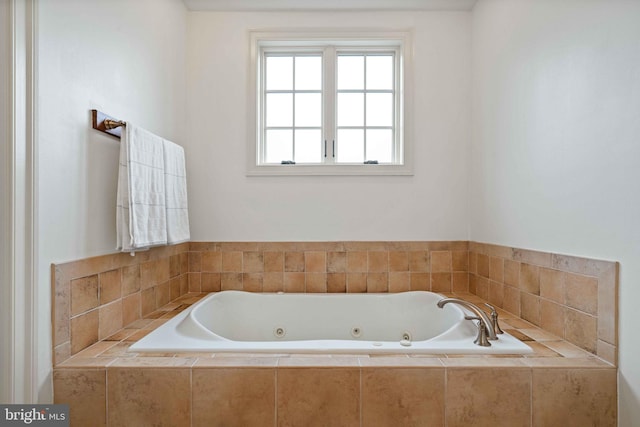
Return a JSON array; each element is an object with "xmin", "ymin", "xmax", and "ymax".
[{"xmin": 248, "ymin": 31, "xmax": 413, "ymax": 176}]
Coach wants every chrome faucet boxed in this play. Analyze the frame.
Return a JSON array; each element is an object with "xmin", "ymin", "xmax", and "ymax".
[{"xmin": 436, "ymin": 298, "xmax": 498, "ymax": 341}]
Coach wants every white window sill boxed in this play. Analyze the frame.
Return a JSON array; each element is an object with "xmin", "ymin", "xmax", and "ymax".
[{"xmin": 246, "ymin": 163, "xmax": 414, "ymax": 176}]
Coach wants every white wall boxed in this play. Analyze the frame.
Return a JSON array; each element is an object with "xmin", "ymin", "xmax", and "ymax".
[
  {"xmin": 36, "ymin": 0, "xmax": 187, "ymax": 401},
  {"xmin": 470, "ymin": 0, "xmax": 640, "ymax": 424},
  {"xmin": 186, "ymin": 11, "xmax": 471, "ymax": 241}
]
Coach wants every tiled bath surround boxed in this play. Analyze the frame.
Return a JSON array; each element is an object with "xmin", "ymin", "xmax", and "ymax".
[
  {"xmin": 468, "ymin": 242, "xmax": 618, "ymax": 365},
  {"xmin": 52, "ymin": 241, "xmax": 618, "ymax": 426},
  {"xmin": 53, "ymin": 292, "xmax": 617, "ymax": 426},
  {"xmin": 53, "ymin": 241, "xmax": 617, "ymax": 365}
]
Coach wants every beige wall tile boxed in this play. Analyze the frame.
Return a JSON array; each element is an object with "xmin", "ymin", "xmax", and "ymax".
[
  {"xmin": 469, "ymin": 274, "xmax": 477, "ymax": 294},
  {"xmin": 489, "ymin": 256, "xmax": 504, "ymax": 282},
  {"xmin": 243, "ymin": 251, "xmax": 264, "ymax": 273},
  {"xmin": 347, "ymin": 251, "xmax": 368, "ymax": 272},
  {"xmin": 306, "ymin": 273, "xmax": 327, "ymax": 293},
  {"xmin": 446, "ymin": 368, "xmax": 531, "ymax": 427},
  {"xmin": 277, "ymin": 368, "xmax": 359, "ymax": 427},
  {"xmin": 70, "ymin": 309, "xmax": 99, "ymax": 354},
  {"xmin": 54, "ymin": 369, "xmax": 106, "ymax": 427},
  {"xmin": 409, "ymin": 251, "xmax": 429, "ymax": 272},
  {"xmin": 107, "ymin": 368, "xmax": 190, "ymax": 427},
  {"xmin": 502, "ymin": 286, "xmax": 520, "ymax": 316},
  {"xmin": 368, "ymin": 251, "xmax": 389, "ymax": 272},
  {"xmin": 170, "ymin": 254, "xmax": 181, "ymax": 277},
  {"xmin": 98, "ymin": 269, "xmax": 121, "ymax": 305},
  {"xmin": 476, "ymin": 253, "xmax": 489, "ymax": 278},
  {"xmin": 565, "ymin": 308, "xmax": 597, "ymax": 353},
  {"xmin": 597, "ymin": 340, "xmax": 617, "ymax": 366},
  {"xmin": 327, "ymin": 273, "xmax": 346, "ymax": 293},
  {"xmin": 519, "ymin": 263, "xmax": 540, "ymax": 295},
  {"xmin": 99, "ymin": 301, "xmax": 123, "ymax": 341},
  {"xmin": 305, "ymin": 251, "xmax": 326, "ymax": 273},
  {"xmin": 179, "ymin": 274, "xmax": 188, "ymax": 296},
  {"xmin": 389, "ymin": 272, "xmax": 410, "ymax": 293},
  {"xmin": 169, "ymin": 276, "xmax": 180, "ymax": 300},
  {"xmin": 188, "ymin": 251, "xmax": 202, "ymax": 272},
  {"xmin": 243, "ymin": 273, "xmax": 263, "ymax": 292},
  {"xmin": 475, "ymin": 276, "xmax": 489, "ymax": 300},
  {"xmin": 367, "ymin": 273, "xmax": 388, "ymax": 292},
  {"xmin": 410, "ymin": 272, "xmax": 429, "ymax": 291},
  {"xmin": 71, "ymin": 275, "xmax": 99, "ymax": 317},
  {"xmin": 532, "ymin": 369, "xmax": 616, "ymax": 427},
  {"xmin": 284, "ymin": 272, "xmax": 305, "ymax": 292},
  {"xmin": 140, "ymin": 288, "xmax": 155, "ymax": 316},
  {"xmin": 264, "ymin": 251, "xmax": 284, "ymax": 272},
  {"xmin": 598, "ymin": 264, "xmax": 617, "ymax": 345},
  {"xmin": 53, "ymin": 272, "xmax": 70, "ymax": 346},
  {"xmin": 121, "ymin": 265, "xmax": 140, "ymax": 297},
  {"xmin": 140, "ymin": 261, "xmax": 155, "ymax": 289},
  {"xmin": 179, "ymin": 251, "xmax": 188, "ymax": 274},
  {"xmin": 469, "ymin": 252, "xmax": 477, "ymax": 274},
  {"xmin": 362, "ymin": 368, "xmax": 445, "ymax": 426},
  {"xmin": 222, "ymin": 251, "xmax": 243, "ymax": 272},
  {"xmin": 192, "ymin": 368, "xmax": 275, "ymax": 427},
  {"xmin": 540, "ymin": 299, "xmax": 564, "ymax": 338},
  {"xmin": 155, "ymin": 281, "xmax": 171, "ymax": 308},
  {"xmin": 347, "ymin": 273, "xmax": 367, "ymax": 293},
  {"xmin": 201, "ymin": 273, "xmax": 221, "ymax": 292},
  {"xmin": 431, "ymin": 251, "xmax": 452, "ymax": 272},
  {"xmin": 327, "ymin": 251, "xmax": 346, "ymax": 273},
  {"xmin": 121, "ymin": 293, "xmax": 140, "ymax": 327},
  {"xmin": 221, "ymin": 273, "xmax": 243, "ymax": 291},
  {"xmin": 389, "ymin": 251, "xmax": 409, "ymax": 272},
  {"xmin": 284, "ymin": 252, "xmax": 305, "ymax": 272},
  {"xmin": 431, "ymin": 273, "xmax": 452, "ymax": 293},
  {"xmin": 504, "ymin": 259, "xmax": 520, "ymax": 286},
  {"xmin": 263, "ymin": 272, "xmax": 284, "ymax": 292},
  {"xmin": 520, "ymin": 292, "xmax": 541, "ymax": 326},
  {"xmin": 565, "ymin": 273, "xmax": 598, "ymax": 315},
  {"xmin": 201, "ymin": 251, "xmax": 222, "ymax": 272},
  {"xmin": 154, "ymin": 258, "xmax": 171, "ymax": 285},
  {"xmin": 539, "ymin": 268, "xmax": 565, "ymax": 303},
  {"xmin": 452, "ymin": 272, "xmax": 469, "ymax": 293},
  {"xmin": 488, "ymin": 280, "xmax": 504, "ymax": 307},
  {"xmin": 188, "ymin": 272, "xmax": 201, "ymax": 292},
  {"xmin": 513, "ymin": 248, "xmax": 551, "ymax": 267},
  {"xmin": 452, "ymin": 251, "xmax": 468, "ymax": 272}
]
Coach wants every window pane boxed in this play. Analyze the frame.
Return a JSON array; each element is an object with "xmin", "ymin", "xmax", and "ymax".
[
  {"xmin": 266, "ymin": 56, "xmax": 293, "ymax": 90},
  {"xmin": 265, "ymin": 129, "xmax": 293, "ymax": 163},
  {"xmin": 366, "ymin": 129, "xmax": 393, "ymax": 163},
  {"xmin": 337, "ymin": 93, "xmax": 364, "ymax": 127},
  {"xmin": 294, "ymin": 130, "xmax": 322, "ymax": 163},
  {"xmin": 266, "ymin": 93, "xmax": 293, "ymax": 127},
  {"xmin": 366, "ymin": 55, "xmax": 394, "ymax": 90},
  {"xmin": 366, "ymin": 93, "xmax": 393, "ymax": 127},
  {"xmin": 336, "ymin": 129, "xmax": 364, "ymax": 163},
  {"xmin": 337, "ymin": 55, "xmax": 364, "ymax": 90},
  {"xmin": 295, "ymin": 56, "xmax": 322, "ymax": 90},
  {"xmin": 295, "ymin": 93, "xmax": 321, "ymax": 127}
]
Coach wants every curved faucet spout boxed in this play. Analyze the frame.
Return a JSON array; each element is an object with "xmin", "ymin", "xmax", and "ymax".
[{"xmin": 437, "ymin": 298, "xmax": 497, "ymax": 340}]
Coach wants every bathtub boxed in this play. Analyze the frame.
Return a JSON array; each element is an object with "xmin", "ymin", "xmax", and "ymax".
[{"xmin": 129, "ymin": 291, "xmax": 532, "ymax": 354}]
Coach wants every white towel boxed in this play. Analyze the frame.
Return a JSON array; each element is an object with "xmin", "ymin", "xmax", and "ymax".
[
  {"xmin": 163, "ymin": 139, "xmax": 190, "ymax": 244},
  {"xmin": 116, "ymin": 123, "xmax": 168, "ymax": 251}
]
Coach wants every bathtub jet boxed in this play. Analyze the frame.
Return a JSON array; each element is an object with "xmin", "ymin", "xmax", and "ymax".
[{"xmin": 129, "ymin": 291, "xmax": 532, "ymax": 355}]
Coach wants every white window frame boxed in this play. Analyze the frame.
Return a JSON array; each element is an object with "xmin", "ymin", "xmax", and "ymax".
[{"xmin": 247, "ymin": 30, "xmax": 414, "ymax": 176}]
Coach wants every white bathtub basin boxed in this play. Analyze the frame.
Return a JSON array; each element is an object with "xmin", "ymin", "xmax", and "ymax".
[{"xmin": 129, "ymin": 291, "xmax": 532, "ymax": 354}]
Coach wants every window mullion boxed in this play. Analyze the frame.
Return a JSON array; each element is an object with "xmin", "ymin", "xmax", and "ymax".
[{"xmin": 324, "ymin": 46, "xmax": 336, "ymax": 164}]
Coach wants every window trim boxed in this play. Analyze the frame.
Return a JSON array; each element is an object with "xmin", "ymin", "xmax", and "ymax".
[{"xmin": 247, "ymin": 29, "xmax": 414, "ymax": 176}]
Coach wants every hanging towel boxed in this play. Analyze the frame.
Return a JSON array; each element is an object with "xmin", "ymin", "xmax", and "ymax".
[
  {"xmin": 163, "ymin": 139, "xmax": 190, "ymax": 244},
  {"xmin": 116, "ymin": 123, "xmax": 168, "ymax": 251}
]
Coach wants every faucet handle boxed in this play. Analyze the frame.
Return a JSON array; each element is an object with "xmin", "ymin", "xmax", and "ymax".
[
  {"xmin": 464, "ymin": 316, "xmax": 491, "ymax": 347},
  {"xmin": 484, "ymin": 303, "xmax": 504, "ymax": 334}
]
